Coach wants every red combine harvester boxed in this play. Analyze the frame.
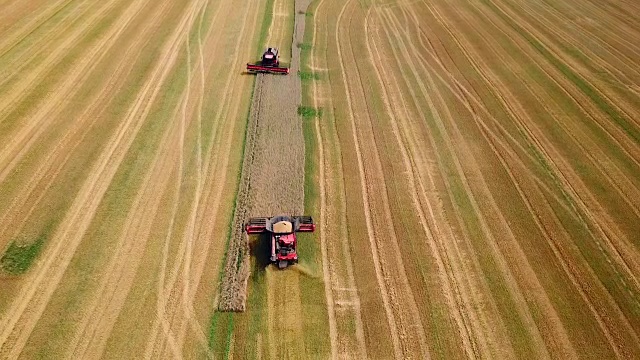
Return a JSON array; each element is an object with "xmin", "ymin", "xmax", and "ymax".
[
  {"xmin": 245, "ymin": 215, "xmax": 315, "ymax": 269},
  {"xmin": 246, "ymin": 47, "xmax": 289, "ymax": 75}
]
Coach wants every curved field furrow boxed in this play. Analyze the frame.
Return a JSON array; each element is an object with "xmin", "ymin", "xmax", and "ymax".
[
  {"xmin": 402, "ymin": 14, "xmax": 588, "ymax": 354},
  {"xmin": 380, "ymin": 9, "xmax": 528, "ymax": 356},
  {"xmin": 390, "ymin": 8, "xmax": 592, "ymax": 358},
  {"xmin": 154, "ymin": 2, "xmax": 210, "ymax": 354},
  {"xmin": 429, "ymin": 0, "xmax": 640, "ymax": 297},
  {"xmin": 0, "ymin": 0, "xmax": 207, "ymax": 356},
  {"xmin": 0, "ymin": 0, "xmax": 138, "ymax": 185},
  {"xmin": 304, "ymin": 0, "xmax": 638, "ymax": 357},
  {"xmin": 334, "ymin": 1, "xmax": 401, "ymax": 357},
  {"xmin": 486, "ymin": 0, "xmax": 640, "ymax": 161},
  {"xmin": 581, "ymin": 0, "xmax": 640, "ymax": 40},
  {"xmin": 65, "ymin": 3, "xmax": 208, "ymax": 358},
  {"xmin": 336, "ymin": 1, "xmax": 432, "ymax": 358},
  {"xmin": 312, "ymin": 0, "xmax": 370, "ymax": 357},
  {"xmin": 385, "ymin": 2, "xmax": 579, "ymax": 357},
  {"xmin": 477, "ymin": 0, "xmax": 640, "ymax": 159},
  {"xmin": 424, "ymin": 0, "xmax": 640, "ymax": 310},
  {"xmin": 148, "ymin": 0, "xmax": 259, "ymax": 355},
  {"xmin": 143, "ymin": 4, "xmax": 203, "ymax": 355},
  {"xmin": 465, "ymin": 0, "xmax": 640, "ymax": 319},
  {"xmin": 510, "ymin": 1, "xmax": 640, "ymax": 129},
  {"xmin": 486, "ymin": 1, "xmax": 640, "ymax": 204},
  {"xmin": 365, "ymin": 8, "xmax": 480, "ymax": 359},
  {"xmin": 418, "ymin": 0, "xmax": 636, "ymax": 356},
  {"xmin": 416, "ymin": 0, "xmax": 640, "ymax": 354},
  {"xmin": 310, "ymin": 1, "xmax": 340, "ymax": 358},
  {"xmin": 464, "ymin": 1, "xmax": 640, "ymax": 166},
  {"xmin": 517, "ymin": 0, "xmax": 640, "ymax": 83}
]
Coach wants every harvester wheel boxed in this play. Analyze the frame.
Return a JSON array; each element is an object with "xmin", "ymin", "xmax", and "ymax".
[{"xmin": 278, "ymin": 260, "xmax": 288, "ymax": 269}]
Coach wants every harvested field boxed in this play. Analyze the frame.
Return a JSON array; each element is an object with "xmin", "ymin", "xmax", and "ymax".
[
  {"xmin": 0, "ymin": 0, "xmax": 262, "ymax": 357},
  {"xmin": 303, "ymin": 0, "xmax": 640, "ymax": 358},
  {"xmin": 2, "ymin": 0, "xmax": 639, "ymax": 358}
]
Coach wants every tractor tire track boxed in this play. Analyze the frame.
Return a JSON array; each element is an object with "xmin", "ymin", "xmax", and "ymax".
[
  {"xmin": 423, "ymin": 0, "xmax": 640, "ymax": 315},
  {"xmin": 172, "ymin": 1, "xmax": 214, "ymax": 353},
  {"xmin": 520, "ymin": 0, "xmax": 640, "ymax": 83},
  {"xmin": 0, "ymin": 0, "xmax": 76, "ymax": 57},
  {"xmin": 465, "ymin": 0, "xmax": 640, "ymax": 166},
  {"xmin": 404, "ymin": 9, "xmax": 580, "ymax": 354},
  {"xmin": 310, "ymin": 0, "xmax": 363, "ymax": 357},
  {"xmin": 491, "ymin": 0, "xmax": 640, "ymax": 144},
  {"xmin": 172, "ymin": 0, "xmax": 257, "ymax": 351},
  {"xmin": 402, "ymin": 0, "xmax": 636, "ymax": 354},
  {"xmin": 149, "ymin": 0, "xmax": 257, "ymax": 352},
  {"xmin": 146, "ymin": 0, "xmax": 224, "ymax": 354},
  {"xmin": 467, "ymin": 0, "xmax": 640, "ymax": 310},
  {"xmin": 517, "ymin": 4, "xmax": 640, "ymax": 119},
  {"xmin": 66, "ymin": 81, "xmax": 186, "ymax": 360},
  {"xmin": 494, "ymin": 0, "xmax": 640, "ymax": 200},
  {"xmin": 0, "ymin": 0, "xmax": 167, "ymax": 261},
  {"xmin": 458, "ymin": 0, "xmax": 640, "ymax": 220},
  {"xmin": 0, "ymin": 0, "xmax": 93, "ymax": 91},
  {"xmin": 0, "ymin": 0, "xmax": 135, "ymax": 185},
  {"xmin": 365, "ymin": 7, "xmax": 481, "ymax": 359},
  {"xmin": 434, "ymin": 0, "xmax": 640, "ymax": 345},
  {"xmin": 68, "ymin": 1, "xmax": 203, "ymax": 356},
  {"xmin": 572, "ymin": 0, "xmax": 640, "ymax": 57},
  {"xmin": 348, "ymin": 6, "xmax": 432, "ymax": 358},
  {"xmin": 336, "ymin": 0, "xmax": 425, "ymax": 357},
  {"xmin": 0, "ymin": 0, "xmax": 200, "ymax": 354},
  {"xmin": 378, "ymin": 7, "xmax": 515, "ymax": 358},
  {"xmin": 402, "ymin": 19, "xmax": 555, "ymax": 356},
  {"xmin": 426, "ymin": 0, "xmax": 640, "ymax": 300},
  {"xmin": 479, "ymin": 0, "xmax": 640, "ymax": 156}
]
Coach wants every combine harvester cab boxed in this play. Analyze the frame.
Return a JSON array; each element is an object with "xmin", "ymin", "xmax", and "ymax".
[
  {"xmin": 244, "ymin": 215, "xmax": 315, "ymax": 269},
  {"xmin": 246, "ymin": 47, "xmax": 289, "ymax": 75}
]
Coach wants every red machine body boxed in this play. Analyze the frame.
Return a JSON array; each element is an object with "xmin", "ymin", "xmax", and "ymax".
[
  {"xmin": 244, "ymin": 215, "xmax": 315, "ymax": 269},
  {"xmin": 246, "ymin": 48, "xmax": 289, "ymax": 75}
]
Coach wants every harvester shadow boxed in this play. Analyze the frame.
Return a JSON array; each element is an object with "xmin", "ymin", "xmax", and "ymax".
[
  {"xmin": 247, "ymin": 234, "xmax": 319, "ymax": 277},
  {"xmin": 248, "ymin": 233, "xmax": 271, "ymax": 272}
]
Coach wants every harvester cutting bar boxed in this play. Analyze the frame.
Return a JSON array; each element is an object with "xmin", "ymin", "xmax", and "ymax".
[
  {"xmin": 293, "ymin": 216, "xmax": 315, "ymax": 232},
  {"xmin": 245, "ymin": 217, "xmax": 268, "ymax": 234},
  {"xmin": 246, "ymin": 63, "xmax": 289, "ymax": 74}
]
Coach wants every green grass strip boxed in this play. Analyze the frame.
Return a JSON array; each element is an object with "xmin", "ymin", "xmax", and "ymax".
[
  {"xmin": 0, "ymin": 236, "xmax": 45, "ymax": 275},
  {"xmin": 298, "ymin": 105, "xmax": 322, "ymax": 118}
]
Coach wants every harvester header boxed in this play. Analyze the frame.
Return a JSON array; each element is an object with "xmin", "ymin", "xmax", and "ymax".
[{"xmin": 246, "ymin": 47, "xmax": 289, "ymax": 75}]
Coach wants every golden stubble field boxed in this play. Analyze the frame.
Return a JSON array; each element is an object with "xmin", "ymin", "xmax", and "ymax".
[
  {"xmin": 306, "ymin": 0, "xmax": 640, "ymax": 358},
  {"xmin": 0, "ymin": 0, "xmax": 262, "ymax": 357},
  {"xmin": 0, "ymin": 0, "xmax": 639, "ymax": 358}
]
